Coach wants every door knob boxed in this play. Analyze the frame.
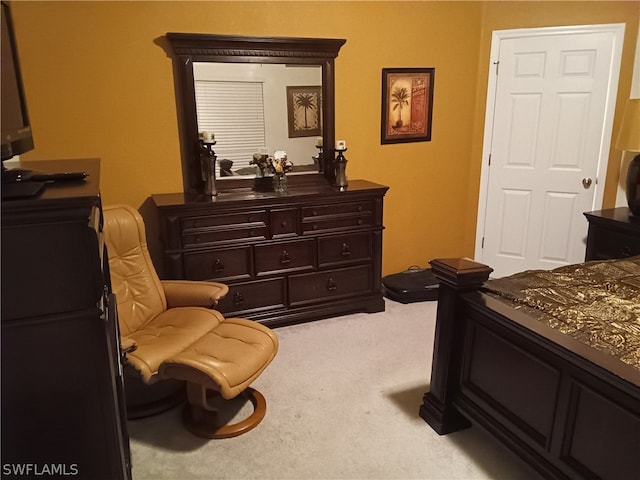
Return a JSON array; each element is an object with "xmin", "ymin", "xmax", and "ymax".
[{"xmin": 582, "ymin": 177, "xmax": 593, "ymax": 189}]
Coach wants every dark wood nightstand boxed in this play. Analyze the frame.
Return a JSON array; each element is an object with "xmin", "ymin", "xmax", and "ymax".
[{"xmin": 583, "ymin": 207, "xmax": 640, "ymax": 261}]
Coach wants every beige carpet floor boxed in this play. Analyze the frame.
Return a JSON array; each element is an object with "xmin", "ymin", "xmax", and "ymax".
[{"xmin": 127, "ymin": 299, "xmax": 542, "ymax": 480}]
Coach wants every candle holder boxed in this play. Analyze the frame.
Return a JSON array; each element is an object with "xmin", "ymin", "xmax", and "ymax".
[
  {"xmin": 334, "ymin": 147, "xmax": 348, "ymax": 191},
  {"xmin": 200, "ymin": 140, "xmax": 218, "ymax": 196},
  {"xmin": 313, "ymin": 144, "xmax": 323, "ymax": 171}
]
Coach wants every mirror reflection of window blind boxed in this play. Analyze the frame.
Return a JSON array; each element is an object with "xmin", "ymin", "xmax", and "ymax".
[{"xmin": 195, "ymin": 80, "xmax": 266, "ymax": 173}]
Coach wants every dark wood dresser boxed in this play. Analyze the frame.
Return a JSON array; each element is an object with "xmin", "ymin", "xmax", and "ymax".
[
  {"xmin": 584, "ymin": 207, "xmax": 640, "ymax": 261},
  {"xmin": 152, "ymin": 179, "xmax": 388, "ymax": 327},
  {"xmin": 1, "ymin": 159, "xmax": 131, "ymax": 479}
]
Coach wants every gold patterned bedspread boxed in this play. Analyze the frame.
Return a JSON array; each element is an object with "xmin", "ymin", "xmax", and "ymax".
[{"xmin": 481, "ymin": 256, "xmax": 640, "ymax": 371}]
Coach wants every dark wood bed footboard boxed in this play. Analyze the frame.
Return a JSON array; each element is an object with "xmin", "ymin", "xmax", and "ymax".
[{"xmin": 420, "ymin": 258, "xmax": 640, "ymax": 480}]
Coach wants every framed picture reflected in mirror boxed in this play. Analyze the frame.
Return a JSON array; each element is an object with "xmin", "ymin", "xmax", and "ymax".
[{"xmin": 287, "ymin": 85, "xmax": 322, "ymax": 138}]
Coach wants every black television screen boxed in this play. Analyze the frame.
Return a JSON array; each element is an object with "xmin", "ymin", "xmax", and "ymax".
[{"xmin": 1, "ymin": 1, "xmax": 34, "ymax": 161}]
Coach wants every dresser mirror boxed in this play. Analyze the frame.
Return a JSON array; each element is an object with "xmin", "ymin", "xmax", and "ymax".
[{"xmin": 166, "ymin": 33, "xmax": 346, "ymax": 194}]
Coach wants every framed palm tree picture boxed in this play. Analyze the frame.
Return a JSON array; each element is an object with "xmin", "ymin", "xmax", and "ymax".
[
  {"xmin": 381, "ymin": 68, "xmax": 435, "ymax": 144},
  {"xmin": 287, "ymin": 85, "xmax": 322, "ymax": 138}
]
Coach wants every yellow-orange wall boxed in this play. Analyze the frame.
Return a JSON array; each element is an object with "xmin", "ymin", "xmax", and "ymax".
[{"xmin": 11, "ymin": 1, "xmax": 639, "ymax": 276}]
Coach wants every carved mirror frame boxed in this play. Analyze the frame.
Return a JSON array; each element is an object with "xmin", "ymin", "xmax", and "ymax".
[{"xmin": 166, "ymin": 33, "xmax": 346, "ymax": 194}]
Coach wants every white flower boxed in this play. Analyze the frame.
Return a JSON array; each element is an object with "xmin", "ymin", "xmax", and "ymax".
[{"xmin": 274, "ymin": 150, "xmax": 287, "ymax": 160}]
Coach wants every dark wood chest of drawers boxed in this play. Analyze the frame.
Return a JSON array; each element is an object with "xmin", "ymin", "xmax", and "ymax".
[
  {"xmin": 152, "ymin": 179, "xmax": 388, "ymax": 327},
  {"xmin": 584, "ymin": 207, "xmax": 640, "ymax": 261},
  {"xmin": 1, "ymin": 159, "xmax": 131, "ymax": 479}
]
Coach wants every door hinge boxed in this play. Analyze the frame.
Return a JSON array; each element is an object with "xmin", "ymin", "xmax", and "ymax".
[
  {"xmin": 493, "ymin": 60, "xmax": 499, "ymax": 75},
  {"xmin": 481, "ymin": 237, "xmax": 485, "ymax": 249},
  {"xmin": 488, "ymin": 154, "xmax": 491, "ymax": 166}
]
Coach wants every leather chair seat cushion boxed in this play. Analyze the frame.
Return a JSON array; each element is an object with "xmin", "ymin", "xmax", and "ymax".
[
  {"xmin": 159, "ymin": 318, "xmax": 278, "ymax": 399},
  {"xmin": 125, "ymin": 307, "xmax": 225, "ymax": 383}
]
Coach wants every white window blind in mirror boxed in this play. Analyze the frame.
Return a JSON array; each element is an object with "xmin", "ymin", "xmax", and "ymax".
[{"xmin": 195, "ymin": 80, "xmax": 266, "ymax": 176}]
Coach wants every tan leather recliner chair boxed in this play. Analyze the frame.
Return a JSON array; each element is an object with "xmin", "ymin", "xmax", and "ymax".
[{"xmin": 102, "ymin": 204, "xmax": 278, "ymax": 438}]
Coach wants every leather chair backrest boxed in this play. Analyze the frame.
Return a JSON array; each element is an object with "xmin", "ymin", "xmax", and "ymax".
[{"xmin": 103, "ymin": 205, "xmax": 167, "ymax": 336}]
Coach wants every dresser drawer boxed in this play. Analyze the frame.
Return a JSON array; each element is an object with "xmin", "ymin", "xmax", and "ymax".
[
  {"xmin": 183, "ymin": 246, "xmax": 251, "ymax": 281},
  {"xmin": 181, "ymin": 211, "xmax": 267, "ymax": 231},
  {"xmin": 589, "ymin": 227, "xmax": 640, "ymax": 259},
  {"xmin": 270, "ymin": 208, "xmax": 299, "ymax": 237},
  {"xmin": 318, "ymin": 233, "xmax": 372, "ymax": 267},
  {"xmin": 182, "ymin": 225, "xmax": 267, "ymax": 247},
  {"xmin": 255, "ymin": 239, "xmax": 315, "ymax": 275},
  {"xmin": 302, "ymin": 214, "xmax": 372, "ymax": 234},
  {"xmin": 302, "ymin": 200, "xmax": 373, "ymax": 219},
  {"xmin": 217, "ymin": 278, "xmax": 285, "ymax": 315},
  {"xmin": 288, "ymin": 265, "xmax": 372, "ymax": 305}
]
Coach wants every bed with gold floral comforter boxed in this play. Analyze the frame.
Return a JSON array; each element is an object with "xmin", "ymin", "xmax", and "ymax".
[
  {"xmin": 481, "ymin": 256, "xmax": 640, "ymax": 373},
  {"xmin": 422, "ymin": 256, "xmax": 640, "ymax": 479}
]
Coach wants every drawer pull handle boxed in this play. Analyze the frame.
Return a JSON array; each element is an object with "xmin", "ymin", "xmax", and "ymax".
[
  {"xmin": 357, "ymin": 205, "xmax": 363, "ymax": 212},
  {"xmin": 312, "ymin": 209, "xmax": 318, "ymax": 216},
  {"xmin": 312, "ymin": 224, "xmax": 318, "ymax": 230},
  {"xmin": 213, "ymin": 259, "xmax": 224, "ymax": 273},
  {"xmin": 233, "ymin": 292, "xmax": 245, "ymax": 306},
  {"xmin": 280, "ymin": 251, "xmax": 291, "ymax": 265},
  {"xmin": 341, "ymin": 243, "xmax": 351, "ymax": 257},
  {"xmin": 281, "ymin": 219, "xmax": 288, "ymax": 227},
  {"xmin": 326, "ymin": 278, "xmax": 338, "ymax": 292},
  {"xmin": 356, "ymin": 219, "xmax": 363, "ymax": 225}
]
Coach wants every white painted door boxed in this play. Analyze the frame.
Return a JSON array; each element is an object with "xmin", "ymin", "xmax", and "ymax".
[{"xmin": 476, "ymin": 24, "xmax": 625, "ymax": 278}]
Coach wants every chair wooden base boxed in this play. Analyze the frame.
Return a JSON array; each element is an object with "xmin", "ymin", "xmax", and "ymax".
[{"xmin": 182, "ymin": 387, "xmax": 267, "ymax": 439}]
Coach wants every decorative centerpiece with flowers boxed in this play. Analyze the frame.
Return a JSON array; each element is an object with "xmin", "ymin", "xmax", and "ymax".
[
  {"xmin": 250, "ymin": 153, "xmax": 267, "ymax": 177},
  {"xmin": 270, "ymin": 151, "xmax": 293, "ymax": 192},
  {"xmin": 270, "ymin": 151, "xmax": 294, "ymax": 175},
  {"xmin": 250, "ymin": 150, "xmax": 294, "ymax": 192}
]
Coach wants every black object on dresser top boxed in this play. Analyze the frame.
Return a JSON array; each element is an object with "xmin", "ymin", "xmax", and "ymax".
[
  {"xmin": 584, "ymin": 207, "xmax": 640, "ymax": 261},
  {"xmin": 152, "ymin": 178, "xmax": 389, "ymax": 327},
  {"xmin": 1, "ymin": 159, "xmax": 131, "ymax": 480}
]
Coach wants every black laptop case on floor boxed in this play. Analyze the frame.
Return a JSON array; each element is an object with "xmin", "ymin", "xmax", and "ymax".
[{"xmin": 382, "ymin": 266, "xmax": 439, "ymax": 303}]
